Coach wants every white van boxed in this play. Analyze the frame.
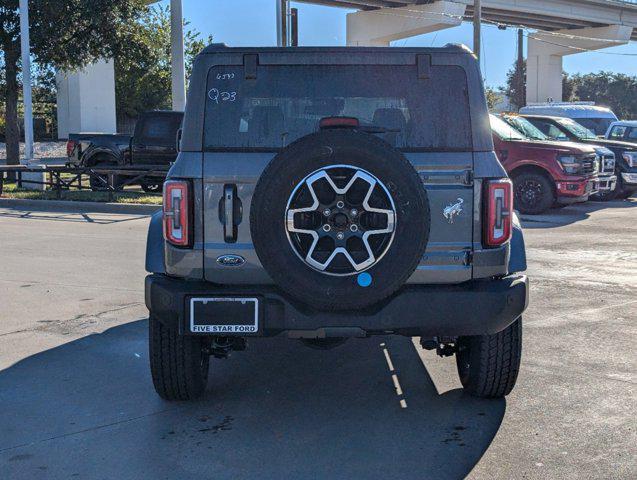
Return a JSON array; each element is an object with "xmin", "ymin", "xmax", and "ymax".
[{"xmin": 519, "ymin": 102, "xmax": 618, "ymax": 137}]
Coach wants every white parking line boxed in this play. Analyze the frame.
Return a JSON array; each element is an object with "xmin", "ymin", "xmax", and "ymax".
[{"xmin": 380, "ymin": 342, "xmax": 408, "ymax": 409}]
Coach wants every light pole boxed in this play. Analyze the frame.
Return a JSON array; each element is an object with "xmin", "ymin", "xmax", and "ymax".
[
  {"xmin": 19, "ymin": 0, "xmax": 34, "ymax": 163},
  {"xmin": 473, "ymin": 0, "xmax": 482, "ymax": 64},
  {"xmin": 170, "ymin": 0, "xmax": 186, "ymax": 111}
]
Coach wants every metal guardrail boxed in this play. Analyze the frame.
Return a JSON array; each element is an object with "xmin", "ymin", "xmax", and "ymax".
[{"xmin": 0, "ymin": 164, "xmax": 169, "ymax": 201}]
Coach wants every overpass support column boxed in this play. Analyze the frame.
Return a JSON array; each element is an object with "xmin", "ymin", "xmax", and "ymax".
[
  {"xmin": 56, "ymin": 60, "xmax": 117, "ymax": 139},
  {"xmin": 526, "ymin": 25, "xmax": 633, "ymax": 104},
  {"xmin": 346, "ymin": 1, "xmax": 466, "ymax": 46}
]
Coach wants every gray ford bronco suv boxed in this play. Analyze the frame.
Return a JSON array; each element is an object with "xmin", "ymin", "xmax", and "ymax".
[{"xmin": 145, "ymin": 44, "xmax": 529, "ymax": 401}]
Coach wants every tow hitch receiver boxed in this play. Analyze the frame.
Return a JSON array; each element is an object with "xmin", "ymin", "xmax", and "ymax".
[{"xmin": 420, "ymin": 337, "xmax": 458, "ymax": 357}]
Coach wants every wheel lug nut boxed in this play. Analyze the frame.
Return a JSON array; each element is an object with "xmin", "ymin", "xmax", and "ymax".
[
  {"xmin": 322, "ymin": 224, "xmax": 331, "ymax": 232},
  {"xmin": 323, "ymin": 208, "xmax": 331, "ymax": 217},
  {"xmin": 336, "ymin": 201, "xmax": 345, "ymax": 209},
  {"xmin": 336, "ymin": 232, "xmax": 344, "ymax": 240},
  {"xmin": 350, "ymin": 224, "xmax": 358, "ymax": 232}
]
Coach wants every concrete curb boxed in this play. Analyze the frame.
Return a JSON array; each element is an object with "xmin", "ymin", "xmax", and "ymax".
[{"xmin": 0, "ymin": 198, "xmax": 161, "ymax": 215}]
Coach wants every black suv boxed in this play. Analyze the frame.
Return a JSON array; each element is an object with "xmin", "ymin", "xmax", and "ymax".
[{"xmin": 145, "ymin": 44, "xmax": 529, "ymax": 401}]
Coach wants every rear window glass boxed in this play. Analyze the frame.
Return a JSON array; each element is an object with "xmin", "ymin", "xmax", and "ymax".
[
  {"xmin": 203, "ymin": 64, "xmax": 471, "ymax": 150},
  {"xmin": 140, "ymin": 115, "xmax": 181, "ymax": 141}
]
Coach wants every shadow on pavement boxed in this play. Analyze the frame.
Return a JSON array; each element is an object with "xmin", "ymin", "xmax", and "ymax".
[
  {"xmin": 0, "ymin": 207, "xmax": 148, "ymax": 225},
  {"xmin": 0, "ymin": 320, "xmax": 505, "ymax": 480},
  {"xmin": 520, "ymin": 197, "xmax": 637, "ymax": 229}
]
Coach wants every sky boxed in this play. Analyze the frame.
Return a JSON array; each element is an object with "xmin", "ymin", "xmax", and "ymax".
[{"xmin": 158, "ymin": 0, "xmax": 637, "ymax": 89}]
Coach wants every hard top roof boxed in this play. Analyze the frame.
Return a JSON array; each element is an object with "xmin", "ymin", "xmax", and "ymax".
[
  {"xmin": 199, "ymin": 42, "xmax": 473, "ymax": 55},
  {"xmin": 519, "ymin": 104, "xmax": 617, "ymax": 119},
  {"xmin": 609, "ymin": 120, "xmax": 637, "ymax": 126}
]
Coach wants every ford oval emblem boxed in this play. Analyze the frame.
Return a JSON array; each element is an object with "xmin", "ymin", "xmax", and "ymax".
[{"xmin": 216, "ymin": 254, "xmax": 246, "ymax": 267}]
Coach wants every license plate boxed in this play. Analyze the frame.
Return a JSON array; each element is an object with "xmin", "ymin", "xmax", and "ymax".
[{"xmin": 189, "ymin": 297, "xmax": 259, "ymax": 334}]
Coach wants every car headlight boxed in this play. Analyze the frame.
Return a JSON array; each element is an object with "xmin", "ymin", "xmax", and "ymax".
[
  {"xmin": 594, "ymin": 148, "xmax": 615, "ymax": 171},
  {"xmin": 623, "ymin": 152, "xmax": 637, "ymax": 168},
  {"xmin": 558, "ymin": 155, "xmax": 580, "ymax": 174}
]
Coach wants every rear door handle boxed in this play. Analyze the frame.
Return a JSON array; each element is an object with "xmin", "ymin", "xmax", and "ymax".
[
  {"xmin": 224, "ymin": 185, "xmax": 235, "ymax": 242},
  {"xmin": 219, "ymin": 185, "xmax": 243, "ymax": 243}
]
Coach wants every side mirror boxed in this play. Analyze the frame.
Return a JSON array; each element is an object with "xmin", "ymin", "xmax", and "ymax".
[{"xmin": 175, "ymin": 128, "xmax": 183, "ymax": 152}]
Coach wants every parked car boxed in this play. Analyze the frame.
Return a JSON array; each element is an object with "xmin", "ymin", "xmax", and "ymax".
[
  {"xmin": 500, "ymin": 113, "xmax": 616, "ymax": 196},
  {"xmin": 519, "ymin": 102, "xmax": 618, "ymax": 137},
  {"xmin": 489, "ymin": 114, "xmax": 599, "ymax": 215},
  {"xmin": 145, "ymin": 44, "xmax": 528, "ymax": 401},
  {"xmin": 521, "ymin": 114, "xmax": 637, "ymax": 200},
  {"xmin": 66, "ymin": 110, "xmax": 183, "ymax": 191},
  {"xmin": 606, "ymin": 120, "xmax": 637, "ymax": 145}
]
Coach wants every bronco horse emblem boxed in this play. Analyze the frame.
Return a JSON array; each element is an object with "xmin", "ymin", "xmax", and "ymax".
[{"xmin": 443, "ymin": 198, "xmax": 464, "ymax": 224}]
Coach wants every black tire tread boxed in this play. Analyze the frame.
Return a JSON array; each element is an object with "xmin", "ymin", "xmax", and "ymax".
[
  {"xmin": 458, "ymin": 318, "xmax": 522, "ymax": 398},
  {"xmin": 149, "ymin": 314, "xmax": 209, "ymax": 401},
  {"xmin": 513, "ymin": 172, "xmax": 554, "ymax": 215}
]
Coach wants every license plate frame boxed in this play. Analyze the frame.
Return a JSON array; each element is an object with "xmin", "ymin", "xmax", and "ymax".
[{"xmin": 189, "ymin": 297, "xmax": 259, "ymax": 334}]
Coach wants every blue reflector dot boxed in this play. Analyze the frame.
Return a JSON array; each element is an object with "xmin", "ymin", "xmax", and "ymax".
[{"xmin": 357, "ymin": 272, "xmax": 372, "ymax": 287}]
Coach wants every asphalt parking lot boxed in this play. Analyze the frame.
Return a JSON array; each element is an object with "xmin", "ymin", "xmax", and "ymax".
[{"xmin": 0, "ymin": 199, "xmax": 635, "ymax": 480}]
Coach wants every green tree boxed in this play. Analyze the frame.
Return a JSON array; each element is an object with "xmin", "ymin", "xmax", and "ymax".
[
  {"xmin": 570, "ymin": 72, "xmax": 637, "ymax": 119},
  {"xmin": 562, "ymin": 72, "xmax": 577, "ymax": 102},
  {"xmin": 501, "ymin": 60, "xmax": 526, "ymax": 111},
  {"xmin": 485, "ymin": 87, "xmax": 500, "ymax": 110},
  {"xmin": 115, "ymin": 5, "xmax": 209, "ymax": 120},
  {"xmin": 1, "ymin": 0, "xmax": 146, "ymax": 166}
]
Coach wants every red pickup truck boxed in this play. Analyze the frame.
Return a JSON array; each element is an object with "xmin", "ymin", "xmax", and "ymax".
[{"xmin": 489, "ymin": 114, "xmax": 600, "ymax": 214}]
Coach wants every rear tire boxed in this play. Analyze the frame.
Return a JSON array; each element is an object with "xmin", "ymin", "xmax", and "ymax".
[
  {"xmin": 513, "ymin": 172, "xmax": 554, "ymax": 215},
  {"xmin": 149, "ymin": 313, "xmax": 210, "ymax": 401},
  {"xmin": 455, "ymin": 317, "xmax": 522, "ymax": 398}
]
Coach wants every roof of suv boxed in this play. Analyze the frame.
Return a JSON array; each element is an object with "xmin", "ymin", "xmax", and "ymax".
[
  {"xmin": 519, "ymin": 104, "xmax": 617, "ymax": 119},
  {"xmin": 199, "ymin": 42, "xmax": 474, "ymax": 55},
  {"xmin": 608, "ymin": 120, "xmax": 637, "ymax": 127}
]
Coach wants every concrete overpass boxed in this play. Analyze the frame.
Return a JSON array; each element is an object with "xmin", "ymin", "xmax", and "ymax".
[
  {"xmin": 55, "ymin": 0, "xmax": 637, "ymax": 138},
  {"xmin": 334, "ymin": 0, "xmax": 637, "ymax": 102}
]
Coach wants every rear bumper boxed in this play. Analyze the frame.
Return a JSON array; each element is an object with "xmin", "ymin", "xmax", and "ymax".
[{"xmin": 145, "ymin": 273, "xmax": 529, "ymax": 338}]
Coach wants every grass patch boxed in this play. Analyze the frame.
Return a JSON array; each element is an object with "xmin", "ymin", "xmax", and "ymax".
[{"xmin": 1, "ymin": 182, "xmax": 162, "ymax": 205}]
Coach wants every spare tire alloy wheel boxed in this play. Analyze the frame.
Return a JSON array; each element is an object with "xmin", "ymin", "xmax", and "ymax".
[
  {"xmin": 286, "ymin": 165, "xmax": 396, "ymax": 275},
  {"xmin": 250, "ymin": 130, "xmax": 430, "ymax": 311}
]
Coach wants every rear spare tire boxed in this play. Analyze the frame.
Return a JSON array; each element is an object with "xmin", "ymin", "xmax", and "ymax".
[{"xmin": 250, "ymin": 129, "xmax": 430, "ymax": 311}]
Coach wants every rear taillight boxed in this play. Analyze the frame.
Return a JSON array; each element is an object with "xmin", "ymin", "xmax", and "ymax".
[
  {"xmin": 66, "ymin": 140, "xmax": 77, "ymax": 157},
  {"xmin": 163, "ymin": 180, "xmax": 191, "ymax": 247},
  {"xmin": 484, "ymin": 179, "xmax": 513, "ymax": 247}
]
